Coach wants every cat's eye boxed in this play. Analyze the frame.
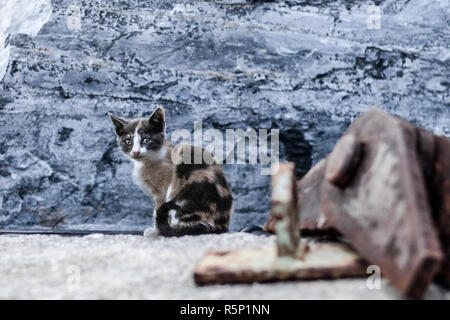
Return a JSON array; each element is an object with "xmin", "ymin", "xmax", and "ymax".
[
  {"xmin": 142, "ymin": 138, "xmax": 150, "ymax": 144},
  {"xmin": 125, "ymin": 139, "xmax": 131, "ymax": 145}
]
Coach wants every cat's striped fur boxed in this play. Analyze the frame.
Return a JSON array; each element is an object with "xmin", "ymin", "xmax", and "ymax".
[{"xmin": 108, "ymin": 107, "xmax": 233, "ymax": 237}]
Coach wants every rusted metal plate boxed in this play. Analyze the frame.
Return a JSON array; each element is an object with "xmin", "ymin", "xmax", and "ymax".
[
  {"xmin": 321, "ymin": 108, "xmax": 443, "ymax": 299},
  {"xmin": 264, "ymin": 159, "xmax": 337, "ymax": 235},
  {"xmin": 415, "ymin": 125, "xmax": 436, "ymax": 183},
  {"xmin": 430, "ymin": 135, "xmax": 450, "ymax": 280},
  {"xmin": 195, "ymin": 161, "xmax": 366, "ymax": 286},
  {"xmin": 412, "ymin": 126, "xmax": 450, "ymax": 281},
  {"xmin": 271, "ymin": 163, "xmax": 301, "ymax": 258},
  {"xmin": 194, "ymin": 242, "xmax": 367, "ymax": 285},
  {"xmin": 296, "ymin": 159, "xmax": 335, "ymax": 235},
  {"xmin": 325, "ymin": 134, "xmax": 363, "ymax": 188}
]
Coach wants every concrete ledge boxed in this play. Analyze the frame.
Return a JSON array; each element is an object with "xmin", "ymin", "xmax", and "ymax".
[{"xmin": 1, "ymin": 233, "xmax": 448, "ymax": 299}]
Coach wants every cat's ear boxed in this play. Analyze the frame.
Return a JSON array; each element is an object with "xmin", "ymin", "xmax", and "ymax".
[
  {"xmin": 149, "ymin": 107, "xmax": 165, "ymax": 131},
  {"xmin": 108, "ymin": 112, "xmax": 128, "ymax": 135}
]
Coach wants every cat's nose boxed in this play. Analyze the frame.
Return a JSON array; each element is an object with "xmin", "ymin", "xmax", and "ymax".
[{"xmin": 132, "ymin": 151, "xmax": 140, "ymax": 157}]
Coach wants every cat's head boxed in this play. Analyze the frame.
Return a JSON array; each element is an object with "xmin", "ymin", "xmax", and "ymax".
[{"xmin": 108, "ymin": 107, "xmax": 166, "ymax": 161}]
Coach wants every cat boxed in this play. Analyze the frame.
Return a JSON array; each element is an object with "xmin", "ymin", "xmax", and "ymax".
[{"xmin": 108, "ymin": 107, "xmax": 233, "ymax": 237}]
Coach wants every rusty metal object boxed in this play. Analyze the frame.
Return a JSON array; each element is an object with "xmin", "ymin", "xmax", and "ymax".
[
  {"xmin": 325, "ymin": 134, "xmax": 363, "ymax": 188},
  {"xmin": 194, "ymin": 243, "xmax": 367, "ymax": 285},
  {"xmin": 264, "ymin": 159, "xmax": 337, "ymax": 235},
  {"xmin": 412, "ymin": 126, "xmax": 450, "ymax": 282},
  {"xmin": 271, "ymin": 163, "xmax": 302, "ymax": 258},
  {"xmin": 262, "ymin": 108, "xmax": 449, "ymax": 297},
  {"xmin": 296, "ymin": 159, "xmax": 336, "ymax": 235},
  {"xmin": 321, "ymin": 108, "xmax": 443, "ymax": 299},
  {"xmin": 194, "ymin": 162, "xmax": 367, "ymax": 286},
  {"xmin": 415, "ymin": 125, "xmax": 436, "ymax": 182},
  {"xmin": 428, "ymin": 135, "xmax": 450, "ymax": 281}
]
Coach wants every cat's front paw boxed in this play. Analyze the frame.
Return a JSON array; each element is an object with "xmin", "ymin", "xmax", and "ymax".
[{"xmin": 143, "ymin": 227, "xmax": 159, "ymax": 238}]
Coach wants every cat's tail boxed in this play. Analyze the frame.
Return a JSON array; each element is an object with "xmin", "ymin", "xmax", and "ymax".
[{"xmin": 154, "ymin": 201, "xmax": 227, "ymax": 237}]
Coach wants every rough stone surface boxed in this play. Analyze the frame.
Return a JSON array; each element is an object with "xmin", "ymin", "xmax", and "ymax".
[
  {"xmin": 1, "ymin": 233, "xmax": 449, "ymax": 299},
  {"xmin": 0, "ymin": 0, "xmax": 52, "ymax": 80},
  {"xmin": 0, "ymin": 0, "xmax": 448, "ymax": 231}
]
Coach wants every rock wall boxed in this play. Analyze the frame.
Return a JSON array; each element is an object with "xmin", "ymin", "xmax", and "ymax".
[
  {"xmin": 0, "ymin": 0, "xmax": 448, "ymax": 231},
  {"xmin": 0, "ymin": 0, "xmax": 52, "ymax": 81}
]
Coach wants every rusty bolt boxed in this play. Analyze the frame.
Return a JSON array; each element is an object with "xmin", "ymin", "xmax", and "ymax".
[{"xmin": 325, "ymin": 134, "xmax": 363, "ymax": 188}]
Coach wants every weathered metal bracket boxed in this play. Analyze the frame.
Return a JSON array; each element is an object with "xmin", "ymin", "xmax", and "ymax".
[
  {"xmin": 194, "ymin": 243, "xmax": 367, "ymax": 285},
  {"xmin": 264, "ymin": 159, "xmax": 337, "ymax": 236},
  {"xmin": 264, "ymin": 108, "xmax": 449, "ymax": 298},
  {"xmin": 321, "ymin": 109, "xmax": 444, "ymax": 299},
  {"xmin": 194, "ymin": 163, "xmax": 367, "ymax": 286},
  {"xmin": 419, "ymin": 132, "xmax": 450, "ymax": 282},
  {"xmin": 271, "ymin": 163, "xmax": 303, "ymax": 258}
]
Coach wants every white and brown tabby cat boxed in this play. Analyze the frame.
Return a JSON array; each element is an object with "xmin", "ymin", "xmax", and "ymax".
[{"xmin": 108, "ymin": 107, "xmax": 233, "ymax": 237}]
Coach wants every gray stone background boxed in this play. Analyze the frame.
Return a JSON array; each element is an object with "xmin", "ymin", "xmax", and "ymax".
[{"xmin": 0, "ymin": 0, "xmax": 448, "ymax": 231}]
